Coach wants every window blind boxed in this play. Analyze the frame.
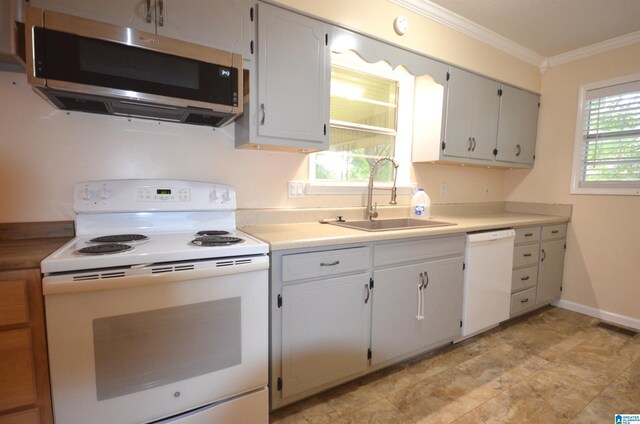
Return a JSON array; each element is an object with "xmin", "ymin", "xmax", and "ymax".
[{"xmin": 580, "ymin": 80, "xmax": 640, "ymax": 188}]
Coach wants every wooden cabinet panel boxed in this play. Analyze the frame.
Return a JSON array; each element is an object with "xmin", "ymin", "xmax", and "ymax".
[
  {"xmin": 0, "ymin": 329, "xmax": 37, "ymax": 411},
  {"xmin": 281, "ymin": 246, "xmax": 370, "ymax": 282},
  {"xmin": 0, "ymin": 280, "xmax": 29, "ymax": 326},
  {"xmin": 536, "ymin": 239, "xmax": 565, "ymax": 305},
  {"xmin": 514, "ymin": 226, "xmax": 540, "ymax": 244},
  {"xmin": 513, "ymin": 244, "xmax": 539, "ymax": 268},
  {"xmin": 0, "ymin": 269, "xmax": 52, "ymax": 424},
  {"xmin": 0, "ymin": 409, "xmax": 40, "ymax": 424}
]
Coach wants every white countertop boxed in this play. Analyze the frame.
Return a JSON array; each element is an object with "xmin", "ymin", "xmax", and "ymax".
[{"xmin": 241, "ymin": 212, "xmax": 569, "ymax": 251}]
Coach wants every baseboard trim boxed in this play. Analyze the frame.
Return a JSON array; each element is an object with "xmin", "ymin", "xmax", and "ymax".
[{"xmin": 553, "ymin": 299, "xmax": 640, "ymax": 331}]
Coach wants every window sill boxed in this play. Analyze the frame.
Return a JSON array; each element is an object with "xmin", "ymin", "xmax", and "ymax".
[
  {"xmin": 570, "ymin": 185, "xmax": 640, "ymax": 196},
  {"xmin": 306, "ymin": 182, "xmax": 417, "ymax": 195}
]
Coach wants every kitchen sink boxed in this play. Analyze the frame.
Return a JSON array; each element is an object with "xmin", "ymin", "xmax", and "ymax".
[{"xmin": 328, "ymin": 218, "xmax": 456, "ymax": 232}]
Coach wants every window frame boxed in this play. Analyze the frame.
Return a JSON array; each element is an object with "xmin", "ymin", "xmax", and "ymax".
[
  {"xmin": 307, "ymin": 52, "xmax": 415, "ymax": 195},
  {"xmin": 570, "ymin": 73, "xmax": 640, "ymax": 196}
]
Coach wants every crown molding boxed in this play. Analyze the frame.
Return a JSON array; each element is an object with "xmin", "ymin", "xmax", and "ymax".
[
  {"xmin": 545, "ymin": 30, "xmax": 640, "ymax": 68},
  {"xmin": 388, "ymin": 0, "xmax": 546, "ymax": 67},
  {"xmin": 389, "ymin": 0, "xmax": 640, "ymax": 73}
]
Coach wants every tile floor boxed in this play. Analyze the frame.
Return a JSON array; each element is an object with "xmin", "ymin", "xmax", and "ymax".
[{"xmin": 269, "ymin": 306, "xmax": 640, "ymax": 424}]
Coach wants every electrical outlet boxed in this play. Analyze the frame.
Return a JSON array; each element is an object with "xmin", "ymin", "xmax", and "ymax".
[
  {"xmin": 440, "ymin": 183, "xmax": 448, "ymax": 197},
  {"xmin": 287, "ymin": 181, "xmax": 305, "ymax": 199}
]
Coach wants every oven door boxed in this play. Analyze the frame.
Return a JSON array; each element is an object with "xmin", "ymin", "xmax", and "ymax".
[{"xmin": 44, "ymin": 258, "xmax": 268, "ymax": 424}]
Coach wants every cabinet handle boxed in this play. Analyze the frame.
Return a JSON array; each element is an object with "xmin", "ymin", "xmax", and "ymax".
[
  {"xmin": 516, "ymin": 144, "xmax": 521, "ymax": 157},
  {"xmin": 422, "ymin": 270, "xmax": 429, "ymax": 289},
  {"xmin": 523, "ymin": 253, "xmax": 532, "ymax": 257},
  {"xmin": 467, "ymin": 137, "xmax": 472, "ymax": 151},
  {"xmin": 551, "ymin": 230, "xmax": 560, "ymax": 234},
  {"xmin": 541, "ymin": 249, "xmax": 546, "ymax": 262},
  {"xmin": 364, "ymin": 284, "xmax": 370, "ymax": 304},
  {"xmin": 260, "ymin": 103, "xmax": 266, "ymax": 125},
  {"xmin": 521, "ymin": 276, "xmax": 530, "ymax": 281},
  {"xmin": 472, "ymin": 137, "xmax": 477, "ymax": 151},
  {"xmin": 524, "ymin": 233, "xmax": 533, "ymax": 237},
  {"xmin": 520, "ymin": 298, "xmax": 529, "ymax": 303},
  {"xmin": 145, "ymin": 0, "xmax": 152, "ymax": 23},
  {"xmin": 416, "ymin": 273, "xmax": 425, "ymax": 321},
  {"xmin": 158, "ymin": 0, "xmax": 164, "ymax": 26},
  {"xmin": 320, "ymin": 260, "xmax": 339, "ymax": 267}
]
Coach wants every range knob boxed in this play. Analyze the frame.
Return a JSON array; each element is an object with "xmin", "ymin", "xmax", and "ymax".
[
  {"xmin": 222, "ymin": 188, "xmax": 234, "ymax": 202},
  {"xmin": 98, "ymin": 187, "xmax": 112, "ymax": 200},
  {"xmin": 210, "ymin": 189, "xmax": 219, "ymax": 201},
  {"xmin": 80, "ymin": 187, "xmax": 95, "ymax": 201}
]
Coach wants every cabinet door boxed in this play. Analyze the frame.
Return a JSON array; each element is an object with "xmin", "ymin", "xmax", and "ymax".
[
  {"xmin": 29, "ymin": 0, "xmax": 155, "ymax": 32},
  {"xmin": 496, "ymin": 85, "xmax": 539, "ymax": 165},
  {"xmin": 443, "ymin": 67, "xmax": 475, "ymax": 158},
  {"xmin": 157, "ymin": 0, "xmax": 253, "ymax": 57},
  {"xmin": 257, "ymin": 3, "xmax": 329, "ymax": 146},
  {"xmin": 280, "ymin": 273, "xmax": 370, "ymax": 399},
  {"xmin": 536, "ymin": 239, "xmax": 565, "ymax": 305},
  {"xmin": 422, "ymin": 257, "xmax": 464, "ymax": 347},
  {"xmin": 371, "ymin": 262, "xmax": 427, "ymax": 366},
  {"xmin": 471, "ymin": 75, "xmax": 501, "ymax": 160},
  {"xmin": 0, "ymin": 269, "xmax": 52, "ymax": 424},
  {"xmin": 444, "ymin": 68, "xmax": 500, "ymax": 161}
]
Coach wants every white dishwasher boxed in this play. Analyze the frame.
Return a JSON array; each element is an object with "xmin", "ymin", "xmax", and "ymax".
[{"xmin": 461, "ymin": 229, "xmax": 516, "ymax": 337}]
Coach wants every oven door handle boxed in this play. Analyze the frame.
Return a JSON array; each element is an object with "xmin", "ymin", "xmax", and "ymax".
[{"xmin": 43, "ymin": 256, "xmax": 270, "ymax": 295}]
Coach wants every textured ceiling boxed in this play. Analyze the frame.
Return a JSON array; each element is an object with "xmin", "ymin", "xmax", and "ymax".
[{"xmin": 426, "ymin": 0, "xmax": 640, "ymax": 57}]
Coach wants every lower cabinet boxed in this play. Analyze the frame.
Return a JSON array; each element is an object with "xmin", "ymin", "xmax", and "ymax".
[
  {"xmin": 536, "ymin": 238, "xmax": 566, "ymax": 305},
  {"xmin": 510, "ymin": 224, "xmax": 567, "ymax": 317},
  {"xmin": 270, "ymin": 235, "xmax": 464, "ymax": 409},
  {"xmin": 371, "ymin": 256, "xmax": 463, "ymax": 367},
  {"xmin": 0, "ymin": 269, "xmax": 53, "ymax": 424},
  {"xmin": 280, "ymin": 272, "xmax": 371, "ymax": 399}
]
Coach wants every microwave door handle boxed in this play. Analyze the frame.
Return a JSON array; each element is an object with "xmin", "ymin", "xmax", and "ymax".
[
  {"xmin": 158, "ymin": 0, "xmax": 164, "ymax": 26},
  {"xmin": 145, "ymin": 0, "xmax": 152, "ymax": 23}
]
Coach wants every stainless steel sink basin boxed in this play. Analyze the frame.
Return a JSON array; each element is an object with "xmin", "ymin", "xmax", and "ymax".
[{"xmin": 328, "ymin": 218, "xmax": 456, "ymax": 232}]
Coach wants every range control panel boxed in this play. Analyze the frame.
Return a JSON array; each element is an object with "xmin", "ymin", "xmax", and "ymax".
[{"xmin": 74, "ymin": 179, "xmax": 237, "ymax": 213}]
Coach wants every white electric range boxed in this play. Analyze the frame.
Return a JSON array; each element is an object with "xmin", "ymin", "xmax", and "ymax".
[{"xmin": 41, "ymin": 179, "xmax": 269, "ymax": 424}]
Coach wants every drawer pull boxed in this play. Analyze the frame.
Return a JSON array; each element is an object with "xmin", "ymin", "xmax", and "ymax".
[
  {"xmin": 520, "ymin": 298, "xmax": 529, "ymax": 303},
  {"xmin": 524, "ymin": 233, "xmax": 533, "ymax": 237},
  {"xmin": 320, "ymin": 260, "xmax": 340, "ymax": 267},
  {"xmin": 523, "ymin": 253, "xmax": 532, "ymax": 257},
  {"xmin": 551, "ymin": 230, "xmax": 560, "ymax": 234},
  {"xmin": 521, "ymin": 276, "xmax": 530, "ymax": 281}
]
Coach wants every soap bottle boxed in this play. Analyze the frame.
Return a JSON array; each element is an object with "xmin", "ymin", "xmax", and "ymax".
[{"xmin": 411, "ymin": 188, "xmax": 431, "ymax": 219}]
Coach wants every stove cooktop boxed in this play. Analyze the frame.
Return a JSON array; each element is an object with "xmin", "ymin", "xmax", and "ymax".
[{"xmin": 42, "ymin": 229, "xmax": 268, "ymax": 274}]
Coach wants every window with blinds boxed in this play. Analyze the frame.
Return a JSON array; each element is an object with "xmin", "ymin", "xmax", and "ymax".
[{"xmin": 572, "ymin": 76, "xmax": 640, "ymax": 195}]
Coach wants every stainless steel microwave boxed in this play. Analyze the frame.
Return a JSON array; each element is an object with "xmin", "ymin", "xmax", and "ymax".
[{"xmin": 25, "ymin": 7, "xmax": 243, "ymax": 127}]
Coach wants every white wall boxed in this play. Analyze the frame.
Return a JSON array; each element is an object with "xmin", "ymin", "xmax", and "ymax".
[
  {"xmin": 505, "ymin": 42, "xmax": 640, "ymax": 321},
  {"xmin": 0, "ymin": 71, "xmax": 506, "ymax": 222}
]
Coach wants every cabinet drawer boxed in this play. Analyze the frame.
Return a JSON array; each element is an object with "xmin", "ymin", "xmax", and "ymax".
[
  {"xmin": 374, "ymin": 235, "xmax": 465, "ymax": 267},
  {"xmin": 542, "ymin": 224, "xmax": 567, "ymax": 240},
  {"xmin": 514, "ymin": 226, "xmax": 540, "ymax": 245},
  {"xmin": 0, "ymin": 279, "xmax": 29, "ymax": 327},
  {"xmin": 513, "ymin": 244, "xmax": 539, "ymax": 268},
  {"xmin": 512, "ymin": 266, "xmax": 537, "ymax": 293},
  {"xmin": 282, "ymin": 247, "xmax": 371, "ymax": 282},
  {"xmin": 511, "ymin": 287, "xmax": 536, "ymax": 316}
]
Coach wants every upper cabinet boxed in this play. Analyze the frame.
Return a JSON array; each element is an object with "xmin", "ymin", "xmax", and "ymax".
[
  {"xmin": 235, "ymin": 3, "xmax": 330, "ymax": 152},
  {"xmin": 413, "ymin": 67, "xmax": 540, "ymax": 169},
  {"xmin": 29, "ymin": 0, "xmax": 254, "ymax": 57},
  {"xmin": 442, "ymin": 67, "xmax": 501, "ymax": 161},
  {"xmin": 495, "ymin": 85, "xmax": 540, "ymax": 165}
]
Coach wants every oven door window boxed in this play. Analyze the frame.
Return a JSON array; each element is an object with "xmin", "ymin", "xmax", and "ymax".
[
  {"xmin": 34, "ymin": 28, "xmax": 238, "ymax": 106},
  {"xmin": 93, "ymin": 298, "xmax": 241, "ymax": 401}
]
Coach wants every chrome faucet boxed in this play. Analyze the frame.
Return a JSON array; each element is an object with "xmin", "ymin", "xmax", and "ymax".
[{"xmin": 366, "ymin": 157, "xmax": 399, "ymax": 220}]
